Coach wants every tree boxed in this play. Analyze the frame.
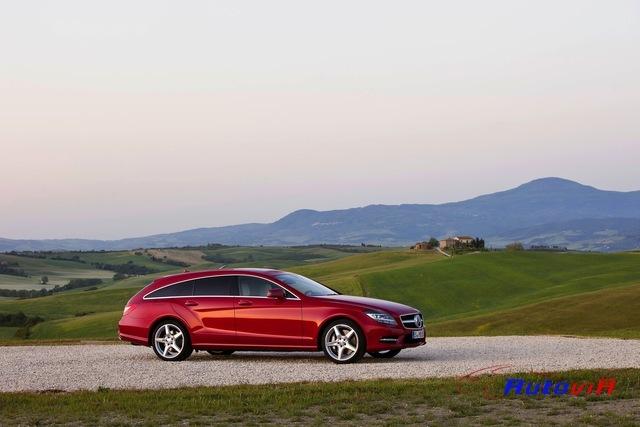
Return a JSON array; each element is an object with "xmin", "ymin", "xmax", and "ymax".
[
  {"xmin": 428, "ymin": 237, "xmax": 439, "ymax": 248},
  {"xmin": 472, "ymin": 238, "xmax": 485, "ymax": 249},
  {"xmin": 40, "ymin": 276, "xmax": 48, "ymax": 285},
  {"xmin": 506, "ymin": 242, "xmax": 524, "ymax": 251}
]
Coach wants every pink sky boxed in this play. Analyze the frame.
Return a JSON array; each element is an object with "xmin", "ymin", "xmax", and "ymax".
[{"xmin": 1, "ymin": 1, "xmax": 639, "ymax": 239}]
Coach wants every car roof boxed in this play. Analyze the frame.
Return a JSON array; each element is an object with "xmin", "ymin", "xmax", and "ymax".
[{"xmin": 156, "ymin": 268, "xmax": 286, "ymax": 284}]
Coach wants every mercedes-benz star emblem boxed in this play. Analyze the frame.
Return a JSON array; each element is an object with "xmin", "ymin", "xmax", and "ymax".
[{"xmin": 414, "ymin": 314, "xmax": 423, "ymax": 328}]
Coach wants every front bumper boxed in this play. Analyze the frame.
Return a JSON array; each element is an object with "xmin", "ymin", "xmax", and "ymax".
[{"xmin": 366, "ymin": 324, "xmax": 427, "ymax": 352}]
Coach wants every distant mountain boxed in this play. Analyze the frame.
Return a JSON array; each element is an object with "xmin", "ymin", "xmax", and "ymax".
[
  {"xmin": 487, "ymin": 217, "xmax": 640, "ymax": 252},
  {"xmin": 2, "ymin": 177, "xmax": 639, "ymax": 252}
]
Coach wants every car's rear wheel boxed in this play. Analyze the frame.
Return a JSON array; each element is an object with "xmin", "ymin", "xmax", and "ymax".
[
  {"xmin": 321, "ymin": 320, "xmax": 366, "ymax": 364},
  {"xmin": 368, "ymin": 349, "xmax": 401, "ymax": 358},
  {"xmin": 152, "ymin": 321, "xmax": 193, "ymax": 361},
  {"xmin": 207, "ymin": 350, "xmax": 235, "ymax": 356}
]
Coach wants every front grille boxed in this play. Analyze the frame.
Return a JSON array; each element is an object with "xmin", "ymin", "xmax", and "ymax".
[{"xmin": 400, "ymin": 313, "xmax": 423, "ymax": 329}]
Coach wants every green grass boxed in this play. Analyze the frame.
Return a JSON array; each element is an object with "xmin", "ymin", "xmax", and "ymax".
[
  {"xmin": 430, "ymin": 281, "xmax": 640, "ymax": 338},
  {"xmin": 361, "ymin": 251, "xmax": 640, "ymax": 322},
  {"xmin": 29, "ymin": 311, "xmax": 122, "ymax": 340},
  {"xmin": 1, "ymin": 369, "xmax": 638, "ymax": 425},
  {"xmin": 0, "ymin": 326, "xmax": 19, "ymax": 339},
  {"xmin": 0, "ymin": 287, "xmax": 137, "ymax": 320}
]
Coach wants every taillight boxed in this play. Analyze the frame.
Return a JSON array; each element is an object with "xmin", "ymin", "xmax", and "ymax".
[{"xmin": 123, "ymin": 304, "xmax": 136, "ymax": 316}]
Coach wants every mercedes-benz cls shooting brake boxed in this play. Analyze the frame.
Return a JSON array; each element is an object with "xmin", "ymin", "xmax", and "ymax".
[{"xmin": 118, "ymin": 268, "xmax": 426, "ymax": 363}]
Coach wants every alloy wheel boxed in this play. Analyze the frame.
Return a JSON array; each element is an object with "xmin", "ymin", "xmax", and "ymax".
[
  {"xmin": 324, "ymin": 324, "xmax": 360, "ymax": 362},
  {"xmin": 154, "ymin": 323, "xmax": 185, "ymax": 359}
]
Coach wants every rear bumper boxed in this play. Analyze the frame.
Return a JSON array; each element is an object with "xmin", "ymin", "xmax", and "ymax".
[{"xmin": 118, "ymin": 317, "xmax": 149, "ymax": 346}]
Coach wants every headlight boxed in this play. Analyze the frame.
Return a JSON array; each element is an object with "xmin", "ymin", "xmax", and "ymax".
[{"xmin": 365, "ymin": 310, "xmax": 397, "ymax": 326}]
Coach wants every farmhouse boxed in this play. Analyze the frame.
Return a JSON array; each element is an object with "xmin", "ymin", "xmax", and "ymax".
[
  {"xmin": 412, "ymin": 242, "xmax": 431, "ymax": 250},
  {"xmin": 439, "ymin": 236, "xmax": 475, "ymax": 249}
]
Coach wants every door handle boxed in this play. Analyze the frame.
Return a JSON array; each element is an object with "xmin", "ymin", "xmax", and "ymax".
[
  {"xmin": 237, "ymin": 300, "xmax": 253, "ymax": 306},
  {"xmin": 184, "ymin": 300, "xmax": 199, "ymax": 306}
]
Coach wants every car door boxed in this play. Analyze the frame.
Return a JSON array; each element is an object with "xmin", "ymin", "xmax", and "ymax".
[
  {"xmin": 173, "ymin": 276, "xmax": 237, "ymax": 346},
  {"xmin": 234, "ymin": 275, "xmax": 303, "ymax": 347}
]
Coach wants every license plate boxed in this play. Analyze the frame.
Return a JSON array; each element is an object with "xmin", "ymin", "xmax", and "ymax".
[{"xmin": 412, "ymin": 329, "xmax": 425, "ymax": 339}]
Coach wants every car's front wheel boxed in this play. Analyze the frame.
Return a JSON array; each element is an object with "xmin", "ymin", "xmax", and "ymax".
[
  {"xmin": 152, "ymin": 321, "xmax": 193, "ymax": 361},
  {"xmin": 368, "ymin": 349, "xmax": 401, "ymax": 358},
  {"xmin": 321, "ymin": 320, "xmax": 366, "ymax": 364}
]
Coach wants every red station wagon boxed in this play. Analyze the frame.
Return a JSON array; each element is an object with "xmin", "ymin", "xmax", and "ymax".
[{"xmin": 118, "ymin": 268, "xmax": 426, "ymax": 363}]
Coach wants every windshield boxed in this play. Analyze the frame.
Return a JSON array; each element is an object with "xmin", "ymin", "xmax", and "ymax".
[{"xmin": 276, "ymin": 273, "xmax": 338, "ymax": 296}]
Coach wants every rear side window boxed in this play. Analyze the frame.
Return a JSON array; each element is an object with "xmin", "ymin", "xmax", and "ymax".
[
  {"xmin": 194, "ymin": 276, "xmax": 238, "ymax": 296},
  {"xmin": 146, "ymin": 280, "xmax": 194, "ymax": 299}
]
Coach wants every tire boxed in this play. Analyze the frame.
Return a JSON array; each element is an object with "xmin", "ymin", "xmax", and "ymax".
[
  {"xmin": 207, "ymin": 350, "xmax": 235, "ymax": 356},
  {"xmin": 368, "ymin": 349, "xmax": 401, "ymax": 359},
  {"xmin": 151, "ymin": 320, "xmax": 193, "ymax": 361},
  {"xmin": 321, "ymin": 319, "xmax": 366, "ymax": 364}
]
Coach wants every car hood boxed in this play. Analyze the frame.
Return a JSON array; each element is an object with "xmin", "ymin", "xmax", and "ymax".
[{"xmin": 314, "ymin": 294, "xmax": 419, "ymax": 315}]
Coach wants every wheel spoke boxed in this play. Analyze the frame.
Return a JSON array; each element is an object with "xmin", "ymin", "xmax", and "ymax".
[
  {"xmin": 345, "ymin": 343, "xmax": 357, "ymax": 353},
  {"xmin": 345, "ymin": 329, "xmax": 355, "ymax": 338},
  {"xmin": 332, "ymin": 326, "xmax": 342, "ymax": 339},
  {"xmin": 327, "ymin": 340, "xmax": 339, "ymax": 346},
  {"xmin": 337, "ymin": 346, "xmax": 344, "ymax": 360},
  {"xmin": 173, "ymin": 331, "xmax": 182, "ymax": 339},
  {"xmin": 164, "ymin": 325, "xmax": 170, "ymax": 336},
  {"xmin": 171, "ymin": 344, "xmax": 180, "ymax": 352},
  {"xmin": 162, "ymin": 345, "xmax": 169, "ymax": 356}
]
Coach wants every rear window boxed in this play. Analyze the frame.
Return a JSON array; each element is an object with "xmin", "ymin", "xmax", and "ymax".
[
  {"xmin": 145, "ymin": 280, "xmax": 194, "ymax": 298},
  {"xmin": 194, "ymin": 276, "xmax": 238, "ymax": 296}
]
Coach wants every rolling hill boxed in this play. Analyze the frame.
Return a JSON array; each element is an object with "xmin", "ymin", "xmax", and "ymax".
[
  {"xmin": 1, "ymin": 177, "xmax": 639, "ymax": 251},
  {"xmin": 1, "ymin": 248, "xmax": 639, "ymax": 342}
]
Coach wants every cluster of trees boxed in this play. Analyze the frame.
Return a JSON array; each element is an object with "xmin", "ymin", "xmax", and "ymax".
[
  {"xmin": 148, "ymin": 256, "xmax": 189, "ymax": 268},
  {"xmin": 0, "ymin": 278, "xmax": 103, "ymax": 299},
  {"xmin": 6, "ymin": 251, "xmax": 47, "ymax": 259},
  {"xmin": 202, "ymin": 253, "xmax": 254, "ymax": 264},
  {"xmin": 506, "ymin": 242, "xmax": 525, "ymax": 251},
  {"xmin": 468, "ymin": 238, "xmax": 485, "ymax": 249},
  {"xmin": 0, "ymin": 311, "xmax": 44, "ymax": 327},
  {"xmin": 50, "ymin": 254, "xmax": 86, "ymax": 263},
  {"xmin": 0, "ymin": 261, "xmax": 29, "ymax": 277},
  {"xmin": 91, "ymin": 261, "xmax": 157, "ymax": 276}
]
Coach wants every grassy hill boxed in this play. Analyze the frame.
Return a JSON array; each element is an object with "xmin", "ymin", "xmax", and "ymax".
[
  {"xmin": 359, "ymin": 251, "xmax": 640, "ymax": 321},
  {"xmin": 291, "ymin": 250, "xmax": 443, "ymax": 295},
  {"xmin": 0, "ymin": 248, "xmax": 639, "ymax": 342},
  {"xmin": 429, "ymin": 282, "xmax": 640, "ymax": 338}
]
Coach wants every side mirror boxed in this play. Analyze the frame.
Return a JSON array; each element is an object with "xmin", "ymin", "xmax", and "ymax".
[{"xmin": 267, "ymin": 288, "xmax": 285, "ymax": 299}]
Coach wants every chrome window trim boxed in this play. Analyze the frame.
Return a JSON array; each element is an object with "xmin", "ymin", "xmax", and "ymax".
[{"xmin": 143, "ymin": 273, "xmax": 301, "ymax": 301}]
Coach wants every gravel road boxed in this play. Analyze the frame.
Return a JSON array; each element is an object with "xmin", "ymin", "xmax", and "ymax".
[{"xmin": 2, "ymin": 336, "xmax": 639, "ymax": 392}]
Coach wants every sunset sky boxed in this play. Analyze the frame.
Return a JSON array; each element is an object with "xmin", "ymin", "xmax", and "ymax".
[{"xmin": 1, "ymin": 1, "xmax": 639, "ymax": 239}]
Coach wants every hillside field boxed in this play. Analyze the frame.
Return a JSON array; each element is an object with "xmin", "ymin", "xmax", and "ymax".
[{"xmin": 0, "ymin": 248, "xmax": 639, "ymax": 342}]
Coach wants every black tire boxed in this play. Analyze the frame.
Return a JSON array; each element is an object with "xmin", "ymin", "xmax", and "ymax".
[
  {"xmin": 321, "ymin": 319, "xmax": 366, "ymax": 364},
  {"xmin": 207, "ymin": 350, "xmax": 235, "ymax": 356},
  {"xmin": 368, "ymin": 349, "xmax": 401, "ymax": 359},
  {"xmin": 151, "ymin": 320, "xmax": 193, "ymax": 361}
]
